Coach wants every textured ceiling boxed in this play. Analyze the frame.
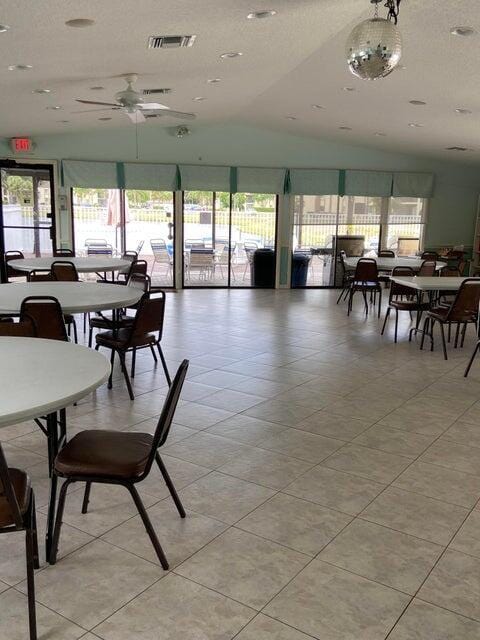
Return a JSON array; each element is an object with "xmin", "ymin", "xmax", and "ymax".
[{"xmin": 1, "ymin": 0, "xmax": 480, "ymax": 163}]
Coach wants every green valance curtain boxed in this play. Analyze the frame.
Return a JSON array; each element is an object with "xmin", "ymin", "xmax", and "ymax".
[
  {"xmin": 392, "ymin": 172, "xmax": 435, "ymax": 198},
  {"xmin": 178, "ymin": 165, "xmax": 231, "ymax": 191},
  {"xmin": 288, "ymin": 169, "xmax": 340, "ymax": 195},
  {"xmin": 123, "ymin": 163, "xmax": 178, "ymax": 191},
  {"xmin": 62, "ymin": 160, "xmax": 119, "ymax": 189},
  {"xmin": 343, "ymin": 170, "xmax": 393, "ymax": 197},
  {"xmin": 236, "ymin": 167, "xmax": 286, "ymax": 194}
]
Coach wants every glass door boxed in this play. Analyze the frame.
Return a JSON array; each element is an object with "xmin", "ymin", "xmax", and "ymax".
[{"xmin": 0, "ymin": 163, "xmax": 56, "ymax": 278}]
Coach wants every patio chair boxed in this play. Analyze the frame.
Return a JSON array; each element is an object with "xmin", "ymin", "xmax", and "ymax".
[
  {"xmin": 4, "ymin": 250, "xmax": 26, "ymax": 281},
  {"xmin": 420, "ymin": 278, "xmax": 480, "ymax": 360},
  {"xmin": 216, "ymin": 244, "xmax": 236, "ymax": 281},
  {"xmin": 347, "ymin": 258, "xmax": 382, "ymax": 317},
  {"xmin": 150, "ymin": 239, "xmax": 173, "ymax": 279},
  {"xmin": 187, "ymin": 250, "xmax": 215, "ymax": 281},
  {"xmin": 242, "ymin": 243, "xmax": 258, "ymax": 280},
  {"xmin": 50, "ymin": 360, "xmax": 189, "ymax": 570}
]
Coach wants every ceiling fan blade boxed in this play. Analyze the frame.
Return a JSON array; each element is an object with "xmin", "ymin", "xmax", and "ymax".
[
  {"xmin": 75, "ymin": 99, "xmax": 120, "ymax": 107},
  {"xmin": 71, "ymin": 108, "xmax": 119, "ymax": 114},
  {"xmin": 127, "ymin": 110, "xmax": 146, "ymax": 124},
  {"xmin": 140, "ymin": 102, "xmax": 168, "ymax": 110},
  {"xmin": 155, "ymin": 109, "xmax": 196, "ymax": 120}
]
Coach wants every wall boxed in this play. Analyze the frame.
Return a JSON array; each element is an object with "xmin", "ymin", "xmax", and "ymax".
[{"xmin": 1, "ymin": 122, "xmax": 479, "ymax": 249}]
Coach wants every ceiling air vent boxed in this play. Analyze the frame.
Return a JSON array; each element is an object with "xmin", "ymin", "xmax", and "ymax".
[
  {"xmin": 147, "ymin": 35, "xmax": 196, "ymax": 49},
  {"xmin": 142, "ymin": 88, "xmax": 172, "ymax": 95},
  {"xmin": 445, "ymin": 146, "xmax": 471, "ymax": 151}
]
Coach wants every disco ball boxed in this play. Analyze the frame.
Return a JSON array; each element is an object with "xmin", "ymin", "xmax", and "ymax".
[{"xmin": 346, "ymin": 17, "xmax": 402, "ymax": 80}]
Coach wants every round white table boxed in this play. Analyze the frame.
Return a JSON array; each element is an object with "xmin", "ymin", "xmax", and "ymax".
[
  {"xmin": 0, "ymin": 281, "xmax": 143, "ymax": 314},
  {"xmin": 8, "ymin": 256, "xmax": 131, "ymax": 274},
  {"xmin": 0, "ymin": 337, "xmax": 110, "ymax": 560}
]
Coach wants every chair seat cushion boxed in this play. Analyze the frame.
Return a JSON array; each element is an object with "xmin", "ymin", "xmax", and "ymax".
[
  {"xmin": 0, "ymin": 468, "xmax": 31, "ymax": 527},
  {"xmin": 391, "ymin": 300, "xmax": 430, "ymax": 311},
  {"xmin": 55, "ymin": 430, "xmax": 154, "ymax": 479},
  {"xmin": 428, "ymin": 306, "xmax": 450, "ymax": 321},
  {"xmin": 95, "ymin": 327, "xmax": 155, "ymax": 349},
  {"xmin": 90, "ymin": 314, "xmax": 134, "ymax": 330}
]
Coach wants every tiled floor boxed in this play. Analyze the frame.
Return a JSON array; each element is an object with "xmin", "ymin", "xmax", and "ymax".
[{"xmin": 2, "ymin": 288, "xmax": 480, "ymax": 639}]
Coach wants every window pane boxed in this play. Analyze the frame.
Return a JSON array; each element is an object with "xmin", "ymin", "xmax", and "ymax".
[
  {"xmin": 385, "ymin": 197, "xmax": 425, "ymax": 255},
  {"xmin": 183, "ymin": 191, "xmax": 221, "ymax": 287},
  {"xmin": 72, "ymin": 188, "xmax": 121, "ymax": 256},
  {"xmin": 125, "ymin": 190, "xmax": 174, "ymax": 287},
  {"xmin": 4, "ymin": 226, "xmax": 52, "ymax": 257}
]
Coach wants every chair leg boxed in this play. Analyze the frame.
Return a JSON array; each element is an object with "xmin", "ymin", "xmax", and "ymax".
[
  {"xmin": 25, "ymin": 509, "xmax": 37, "ymax": 640},
  {"xmin": 347, "ymin": 289, "xmax": 353, "ymax": 316},
  {"xmin": 81, "ymin": 482, "xmax": 92, "ymax": 514},
  {"xmin": 157, "ymin": 344, "xmax": 172, "ymax": 386},
  {"xmin": 377, "ymin": 288, "xmax": 382, "ymax": 318},
  {"xmin": 156, "ymin": 452, "xmax": 186, "ymax": 518},
  {"xmin": 465, "ymin": 340, "xmax": 480, "ymax": 377},
  {"xmin": 439, "ymin": 322, "xmax": 448, "ymax": 360},
  {"xmin": 448, "ymin": 322, "xmax": 452, "ymax": 343},
  {"xmin": 131, "ymin": 348, "xmax": 137, "ymax": 378},
  {"xmin": 381, "ymin": 307, "xmax": 390, "ymax": 335},
  {"xmin": 72, "ymin": 319, "xmax": 78, "ymax": 344},
  {"xmin": 149, "ymin": 344, "xmax": 158, "ymax": 363},
  {"xmin": 454, "ymin": 323, "xmax": 461, "ymax": 348},
  {"xmin": 420, "ymin": 316, "xmax": 429, "ymax": 350},
  {"xmin": 88, "ymin": 326, "xmax": 93, "ymax": 349},
  {"xmin": 119, "ymin": 352, "xmax": 134, "ymax": 400},
  {"xmin": 30, "ymin": 493, "xmax": 39, "ymax": 570},
  {"xmin": 460, "ymin": 322, "xmax": 468, "ymax": 348},
  {"xmin": 394, "ymin": 308, "xmax": 399, "ymax": 343},
  {"xmin": 107, "ymin": 349, "xmax": 115, "ymax": 389},
  {"xmin": 127, "ymin": 483, "xmax": 169, "ymax": 570},
  {"xmin": 50, "ymin": 479, "xmax": 72, "ymax": 565},
  {"xmin": 336, "ymin": 286, "xmax": 346, "ymax": 304},
  {"xmin": 362, "ymin": 290, "xmax": 369, "ymax": 315},
  {"xmin": 430, "ymin": 320, "xmax": 436, "ymax": 352}
]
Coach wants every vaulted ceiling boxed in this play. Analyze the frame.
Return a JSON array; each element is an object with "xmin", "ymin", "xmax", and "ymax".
[{"xmin": 1, "ymin": 0, "xmax": 480, "ymax": 163}]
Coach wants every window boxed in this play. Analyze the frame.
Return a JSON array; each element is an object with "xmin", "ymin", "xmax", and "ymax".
[{"xmin": 383, "ymin": 197, "xmax": 427, "ymax": 255}]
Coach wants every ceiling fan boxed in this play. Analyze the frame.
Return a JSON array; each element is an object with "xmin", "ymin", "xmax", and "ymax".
[{"xmin": 74, "ymin": 73, "xmax": 196, "ymax": 123}]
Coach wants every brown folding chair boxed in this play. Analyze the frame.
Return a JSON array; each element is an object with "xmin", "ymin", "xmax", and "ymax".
[
  {"xmin": 0, "ymin": 316, "xmax": 37, "ymax": 337},
  {"xmin": 53, "ymin": 248, "xmax": 75, "ymax": 257},
  {"xmin": 381, "ymin": 267, "xmax": 431, "ymax": 343},
  {"xmin": 20, "ymin": 296, "xmax": 69, "ymax": 341},
  {"xmin": 50, "ymin": 261, "xmax": 79, "ymax": 342},
  {"xmin": 418, "ymin": 260, "xmax": 437, "ymax": 277},
  {"xmin": 347, "ymin": 258, "xmax": 382, "ymax": 317},
  {"xmin": 27, "ymin": 269, "xmax": 53, "ymax": 282},
  {"xmin": 95, "ymin": 292, "xmax": 171, "ymax": 399},
  {"xmin": 421, "ymin": 279, "xmax": 480, "ymax": 359},
  {"xmin": 378, "ymin": 250, "xmax": 395, "ymax": 257},
  {"xmin": 0, "ymin": 444, "xmax": 39, "ymax": 639},
  {"xmin": 50, "ymin": 360, "xmax": 189, "ymax": 570},
  {"xmin": 421, "ymin": 250, "xmax": 439, "ymax": 260},
  {"xmin": 4, "ymin": 250, "xmax": 26, "ymax": 281}
]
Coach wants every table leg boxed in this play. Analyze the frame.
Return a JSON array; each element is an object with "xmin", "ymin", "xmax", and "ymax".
[
  {"xmin": 408, "ymin": 290, "xmax": 434, "ymax": 345},
  {"xmin": 45, "ymin": 411, "xmax": 62, "ymax": 564}
]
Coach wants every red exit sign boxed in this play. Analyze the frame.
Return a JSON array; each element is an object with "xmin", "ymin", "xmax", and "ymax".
[{"xmin": 10, "ymin": 137, "xmax": 33, "ymax": 153}]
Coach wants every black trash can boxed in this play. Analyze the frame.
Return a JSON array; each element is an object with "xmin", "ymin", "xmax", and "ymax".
[
  {"xmin": 251, "ymin": 248, "xmax": 275, "ymax": 288},
  {"xmin": 291, "ymin": 253, "xmax": 310, "ymax": 287}
]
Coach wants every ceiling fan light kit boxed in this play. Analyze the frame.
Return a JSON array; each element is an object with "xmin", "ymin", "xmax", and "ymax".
[{"xmin": 346, "ymin": 0, "xmax": 402, "ymax": 80}]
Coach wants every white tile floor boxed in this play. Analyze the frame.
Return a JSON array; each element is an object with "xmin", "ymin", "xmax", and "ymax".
[{"xmin": 2, "ymin": 288, "xmax": 480, "ymax": 638}]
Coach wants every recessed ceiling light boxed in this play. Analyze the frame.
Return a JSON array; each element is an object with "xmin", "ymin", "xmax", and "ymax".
[
  {"xmin": 0, "ymin": 24, "xmax": 10, "ymax": 33},
  {"xmin": 8, "ymin": 64, "xmax": 32, "ymax": 71},
  {"xmin": 342, "ymin": 86, "xmax": 356, "ymax": 92},
  {"xmin": 450, "ymin": 26, "xmax": 476, "ymax": 37},
  {"xmin": 455, "ymin": 108, "xmax": 472, "ymax": 115},
  {"xmin": 312, "ymin": 104, "xmax": 325, "ymax": 110},
  {"xmin": 57, "ymin": 120, "xmax": 70, "ymax": 123},
  {"xmin": 192, "ymin": 96, "xmax": 205, "ymax": 101},
  {"xmin": 247, "ymin": 10, "xmax": 277, "ymax": 19},
  {"xmin": 99, "ymin": 117, "xmax": 112, "ymax": 121},
  {"xmin": 286, "ymin": 116, "xmax": 297, "ymax": 120},
  {"xmin": 46, "ymin": 106, "xmax": 62, "ymax": 110},
  {"xmin": 90, "ymin": 86, "xmax": 105, "ymax": 91},
  {"xmin": 339, "ymin": 126, "xmax": 352, "ymax": 130},
  {"xmin": 65, "ymin": 18, "xmax": 95, "ymax": 28},
  {"xmin": 409, "ymin": 100, "xmax": 427, "ymax": 106},
  {"xmin": 32, "ymin": 89, "xmax": 52, "ymax": 94},
  {"xmin": 408, "ymin": 122, "xmax": 424, "ymax": 128},
  {"xmin": 220, "ymin": 52, "xmax": 243, "ymax": 59},
  {"xmin": 374, "ymin": 132, "xmax": 387, "ymax": 136},
  {"xmin": 446, "ymin": 146, "xmax": 472, "ymax": 151},
  {"xmin": 207, "ymin": 78, "xmax": 221, "ymax": 84}
]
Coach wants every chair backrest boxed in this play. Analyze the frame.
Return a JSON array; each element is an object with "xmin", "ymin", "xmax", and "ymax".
[
  {"xmin": 125, "ymin": 259, "xmax": 148, "ymax": 280},
  {"xmin": 51, "ymin": 260, "xmax": 79, "ymax": 282},
  {"xmin": 354, "ymin": 258, "xmax": 378, "ymax": 282},
  {"xmin": 244, "ymin": 241, "xmax": 258, "ymax": 250},
  {"xmin": 20, "ymin": 296, "xmax": 68, "ymax": 341},
  {"xmin": 126, "ymin": 273, "xmax": 151, "ymax": 309},
  {"xmin": 378, "ymin": 250, "xmax": 395, "ymax": 257},
  {"xmin": 448, "ymin": 279, "xmax": 480, "ymax": 322},
  {"xmin": 421, "ymin": 251, "xmax": 439, "ymax": 260},
  {"xmin": 189, "ymin": 250, "xmax": 214, "ymax": 268},
  {"xmin": 123, "ymin": 250, "xmax": 138, "ymax": 262},
  {"xmin": 54, "ymin": 248, "xmax": 75, "ymax": 257},
  {"xmin": 145, "ymin": 360, "xmax": 189, "ymax": 471},
  {"xmin": 136, "ymin": 240, "xmax": 145, "ymax": 254},
  {"xmin": 127, "ymin": 292, "xmax": 167, "ymax": 343},
  {"xmin": 87, "ymin": 245, "xmax": 113, "ymax": 256},
  {"xmin": 27, "ymin": 269, "xmax": 53, "ymax": 282},
  {"xmin": 390, "ymin": 266, "xmax": 415, "ymax": 299},
  {"xmin": 4, "ymin": 251, "xmax": 25, "ymax": 279},
  {"xmin": 0, "ymin": 316, "xmax": 36, "ymax": 337},
  {"xmin": 418, "ymin": 260, "xmax": 436, "ymax": 277},
  {"xmin": 0, "ymin": 444, "xmax": 24, "ymax": 529}
]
